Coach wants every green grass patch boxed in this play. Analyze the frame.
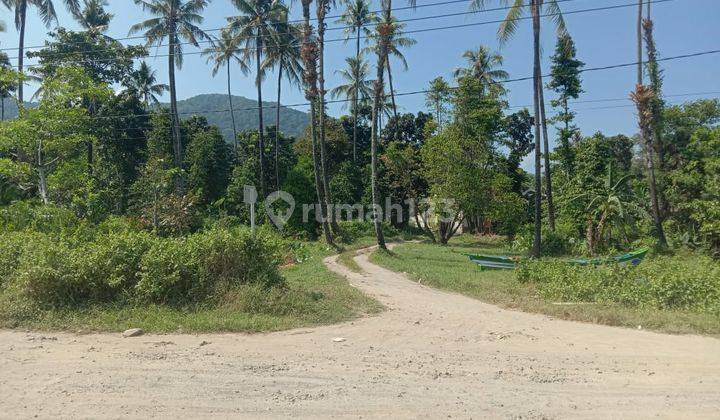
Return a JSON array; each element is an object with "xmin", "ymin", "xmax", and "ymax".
[
  {"xmin": 0, "ymin": 242, "xmax": 382, "ymax": 333},
  {"xmin": 370, "ymin": 236, "xmax": 720, "ymax": 336}
]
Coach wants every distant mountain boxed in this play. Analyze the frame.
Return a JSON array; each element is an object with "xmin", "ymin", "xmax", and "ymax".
[
  {"xmin": 172, "ymin": 94, "xmax": 309, "ymax": 142},
  {"xmin": 0, "ymin": 94, "xmax": 310, "ymax": 142},
  {"xmin": 1, "ymin": 99, "xmax": 35, "ymax": 120}
]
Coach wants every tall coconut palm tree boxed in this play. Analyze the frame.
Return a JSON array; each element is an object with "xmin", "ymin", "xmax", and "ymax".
[
  {"xmin": 337, "ymin": 0, "xmax": 375, "ymax": 161},
  {"xmin": 330, "ymin": 56, "xmax": 373, "ymax": 110},
  {"xmin": 74, "ymin": 0, "xmax": 112, "ymax": 35},
  {"xmin": 203, "ymin": 29, "xmax": 248, "ymax": 152},
  {"xmin": 263, "ymin": 18, "xmax": 303, "ymax": 187},
  {"xmin": 227, "ymin": 0, "xmax": 286, "ymax": 196},
  {"xmin": 2, "ymin": 0, "xmax": 81, "ymax": 103},
  {"xmin": 130, "ymin": 0, "xmax": 212, "ymax": 171},
  {"xmin": 453, "ymin": 45, "xmax": 508, "ymax": 91},
  {"xmin": 127, "ymin": 61, "xmax": 169, "ymax": 107},
  {"xmin": 368, "ymin": 0, "xmax": 414, "ymax": 249},
  {"xmin": 299, "ymin": 0, "xmax": 334, "ymax": 245},
  {"xmin": 365, "ymin": 14, "xmax": 415, "ymax": 126},
  {"xmin": 316, "ymin": 0, "xmax": 343, "ymax": 235},
  {"xmin": 636, "ymin": 0, "xmax": 643, "ymax": 86},
  {"xmin": 472, "ymin": 0, "xmax": 566, "ymax": 256}
]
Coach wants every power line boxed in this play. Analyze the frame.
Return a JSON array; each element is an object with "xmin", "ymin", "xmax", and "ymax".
[
  {"xmin": 9, "ymin": 0, "xmax": 673, "ymax": 68},
  {"xmin": 507, "ymin": 90, "xmax": 720, "ymax": 109},
  {"xmin": 24, "ymin": 48, "xmax": 718, "ymax": 122},
  {"xmin": 0, "ymin": 0, "xmax": 587, "ymax": 54},
  {"xmin": 68, "ymin": 93, "xmax": 720, "ymax": 143}
]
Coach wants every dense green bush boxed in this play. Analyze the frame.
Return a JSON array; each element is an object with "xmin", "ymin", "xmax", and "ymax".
[
  {"xmin": 511, "ymin": 224, "xmax": 574, "ymax": 256},
  {"xmin": 0, "ymin": 202, "xmax": 83, "ymax": 234},
  {"xmin": 336, "ymin": 220, "xmax": 401, "ymax": 243},
  {"xmin": 1, "ymin": 226, "xmax": 285, "ymax": 307},
  {"xmin": 136, "ymin": 227, "xmax": 284, "ymax": 304},
  {"xmin": 517, "ymin": 257, "xmax": 720, "ymax": 313}
]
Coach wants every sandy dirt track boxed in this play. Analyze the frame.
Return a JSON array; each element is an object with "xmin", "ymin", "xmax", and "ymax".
[{"xmin": 1, "ymin": 245, "xmax": 719, "ymax": 419}]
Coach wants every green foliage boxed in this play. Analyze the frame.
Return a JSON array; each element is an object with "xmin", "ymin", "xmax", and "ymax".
[
  {"xmin": 136, "ymin": 227, "xmax": 284, "ymax": 304},
  {"xmin": 511, "ymin": 224, "xmax": 573, "ymax": 256},
  {"xmin": 185, "ymin": 123, "xmax": 232, "ymax": 205},
  {"xmin": 1, "ymin": 226, "xmax": 284, "ymax": 307},
  {"xmin": 666, "ymin": 127, "xmax": 720, "ymax": 255},
  {"xmin": 27, "ymin": 28, "xmax": 146, "ymax": 86},
  {"xmin": 547, "ymin": 33, "xmax": 584, "ymax": 174},
  {"xmin": 517, "ymin": 257, "xmax": 720, "ymax": 314}
]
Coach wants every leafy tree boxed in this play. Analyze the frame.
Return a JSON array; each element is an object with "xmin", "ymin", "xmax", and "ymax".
[
  {"xmin": 547, "ymin": 33, "xmax": 584, "ymax": 174},
  {"xmin": 1, "ymin": 0, "xmax": 81, "ymax": 102},
  {"xmin": 339, "ymin": 106, "xmax": 372, "ymax": 163},
  {"xmin": 501, "ymin": 108, "xmax": 534, "ymax": 196},
  {"xmin": 571, "ymin": 162, "xmax": 640, "ymax": 255},
  {"xmin": 130, "ymin": 0, "xmax": 211, "ymax": 170},
  {"xmin": 203, "ymin": 29, "xmax": 248, "ymax": 150},
  {"xmin": 227, "ymin": 0, "xmax": 287, "ymax": 197},
  {"xmin": 380, "ymin": 111, "xmax": 431, "ymax": 148},
  {"xmin": 0, "ymin": 67, "xmax": 110, "ymax": 205},
  {"xmin": 0, "ymin": 53, "xmax": 16, "ymax": 121},
  {"xmin": 28, "ymin": 28, "xmax": 145, "ymax": 89},
  {"xmin": 473, "ymin": 0, "xmax": 568, "ymax": 251},
  {"xmin": 424, "ymin": 77, "xmax": 451, "ymax": 130},
  {"xmin": 421, "ymin": 75, "xmax": 507, "ymax": 244},
  {"xmin": 28, "ymin": 28, "xmax": 147, "ymax": 175},
  {"xmin": 295, "ymin": 116, "xmax": 352, "ymax": 176},
  {"xmin": 554, "ymin": 132, "xmax": 633, "ymax": 243},
  {"xmin": 661, "ymin": 99, "xmax": 720, "ymax": 170},
  {"xmin": 337, "ymin": 0, "xmax": 375, "ymax": 161},
  {"xmin": 185, "ymin": 124, "xmax": 232, "ymax": 206}
]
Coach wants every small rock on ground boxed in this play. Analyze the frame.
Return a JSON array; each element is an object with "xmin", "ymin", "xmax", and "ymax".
[{"xmin": 122, "ymin": 329, "xmax": 144, "ymax": 338}]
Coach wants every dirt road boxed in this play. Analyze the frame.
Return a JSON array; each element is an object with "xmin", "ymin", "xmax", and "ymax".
[{"xmin": 1, "ymin": 246, "xmax": 719, "ymax": 419}]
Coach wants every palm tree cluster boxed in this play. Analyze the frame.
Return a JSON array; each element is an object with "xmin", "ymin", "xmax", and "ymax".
[{"xmin": 0, "ymin": 0, "xmax": 671, "ymax": 255}]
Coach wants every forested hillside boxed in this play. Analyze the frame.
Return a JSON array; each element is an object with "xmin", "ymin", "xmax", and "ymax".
[
  {"xmin": 173, "ymin": 94, "xmax": 309, "ymax": 141},
  {"xmin": 0, "ymin": 94, "xmax": 309, "ymax": 142}
]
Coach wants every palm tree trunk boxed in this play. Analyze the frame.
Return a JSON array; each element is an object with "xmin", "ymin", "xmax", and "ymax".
[
  {"xmin": 301, "ymin": 0, "xmax": 333, "ymax": 245},
  {"xmin": 643, "ymin": 133, "xmax": 667, "ymax": 248},
  {"xmin": 227, "ymin": 62, "xmax": 238, "ymax": 152},
  {"xmin": 353, "ymin": 26, "xmax": 361, "ymax": 162},
  {"xmin": 17, "ymin": 1, "xmax": 27, "ymax": 104},
  {"xmin": 255, "ymin": 34, "xmax": 266, "ymax": 196},
  {"xmin": 537, "ymin": 58, "xmax": 556, "ymax": 232},
  {"xmin": 168, "ymin": 37, "xmax": 182, "ymax": 171},
  {"xmin": 637, "ymin": 0, "xmax": 643, "ymax": 86},
  {"xmin": 530, "ymin": 1, "xmax": 543, "ymax": 258},
  {"xmin": 386, "ymin": 58, "xmax": 398, "ymax": 120},
  {"xmin": 317, "ymin": 5, "xmax": 340, "ymax": 235},
  {"xmin": 386, "ymin": 57, "xmax": 399, "ymax": 141},
  {"xmin": 369, "ymin": 2, "xmax": 392, "ymax": 251},
  {"xmin": 275, "ymin": 64, "xmax": 282, "ymax": 189}
]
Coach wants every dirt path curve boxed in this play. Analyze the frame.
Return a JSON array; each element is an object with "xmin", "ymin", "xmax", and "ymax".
[{"xmin": 1, "ymin": 245, "xmax": 719, "ymax": 419}]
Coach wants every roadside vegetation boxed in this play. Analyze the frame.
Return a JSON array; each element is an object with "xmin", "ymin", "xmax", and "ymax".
[
  {"xmin": 0, "ymin": 0, "xmax": 717, "ymax": 335},
  {"xmin": 0, "ymin": 206, "xmax": 382, "ymax": 332},
  {"xmin": 371, "ymin": 237, "xmax": 720, "ymax": 335}
]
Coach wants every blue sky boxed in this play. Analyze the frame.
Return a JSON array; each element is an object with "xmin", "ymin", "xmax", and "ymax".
[{"xmin": 2, "ymin": 0, "xmax": 719, "ymax": 142}]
